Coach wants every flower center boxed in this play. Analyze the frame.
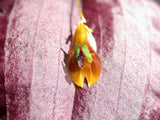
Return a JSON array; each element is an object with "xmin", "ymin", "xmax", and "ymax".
[
  {"xmin": 74, "ymin": 43, "xmax": 93, "ymax": 68},
  {"xmin": 77, "ymin": 55, "xmax": 86, "ymax": 68}
]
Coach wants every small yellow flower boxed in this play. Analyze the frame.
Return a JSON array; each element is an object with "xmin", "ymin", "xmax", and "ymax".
[{"xmin": 67, "ymin": 0, "xmax": 101, "ymax": 88}]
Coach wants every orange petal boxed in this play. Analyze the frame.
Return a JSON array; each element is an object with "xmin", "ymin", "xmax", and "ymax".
[
  {"xmin": 84, "ymin": 53, "xmax": 102, "ymax": 87},
  {"xmin": 67, "ymin": 56, "xmax": 85, "ymax": 88}
]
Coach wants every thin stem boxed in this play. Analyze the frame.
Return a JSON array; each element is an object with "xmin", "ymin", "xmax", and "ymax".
[{"xmin": 77, "ymin": 0, "xmax": 86, "ymax": 23}]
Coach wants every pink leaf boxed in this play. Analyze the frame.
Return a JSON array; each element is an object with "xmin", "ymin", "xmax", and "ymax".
[
  {"xmin": 2, "ymin": 0, "xmax": 160, "ymax": 120},
  {"xmin": 0, "ymin": 0, "xmax": 15, "ymax": 119},
  {"xmin": 72, "ymin": 0, "xmax": 160, "ymax": 119}
]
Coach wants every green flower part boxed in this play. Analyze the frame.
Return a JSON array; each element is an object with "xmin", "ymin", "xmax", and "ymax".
[
  {"xmin": 74, "ymin": 43, "xmax": 93, "ymax": 65},
  {"xmin": 81, "ymin": 43, "xmax": 93, "ymax": 64},
  {"xmin": 74, "ymin": 44, "xmax": 81, "ymax": 63}
]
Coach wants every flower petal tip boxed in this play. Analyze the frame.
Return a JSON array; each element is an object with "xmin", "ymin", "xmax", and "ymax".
[
  {"xmin": 74, "ymin": 82, "xmax": 83, "ymax": 88},
  {"xmin": 88, "ymin": 83, "xmax": 91, "ymax": 87}
]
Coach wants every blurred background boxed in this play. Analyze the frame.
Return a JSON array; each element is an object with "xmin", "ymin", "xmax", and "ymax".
[{"xmin": 155, "ymin": 0, "xmax": 160, "ymax": 3}]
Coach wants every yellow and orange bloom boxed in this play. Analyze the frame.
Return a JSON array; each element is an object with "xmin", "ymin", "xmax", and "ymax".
[
  {"xmin": 67, "ymin": 22, "xmax": 102, "ymax": 88},
  {"xmin": 67, "ymin": 0, "xmax": 101, "ymax": 88}
]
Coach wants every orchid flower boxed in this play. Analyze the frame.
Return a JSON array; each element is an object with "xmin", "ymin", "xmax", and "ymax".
[{"xmin": 67, "ymin": 0, "xmax": 102, "ymax": 88}]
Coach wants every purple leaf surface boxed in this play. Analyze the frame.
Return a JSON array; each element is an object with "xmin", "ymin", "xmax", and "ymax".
[
  {"xmin": 4, "ymin": 0, "xmax": 78, "ymax": 119},
  {"xmin": 0, "ymin": 0, "xmax": 15, "ymax": 119},
  {"xmin": 1, "ymin": 0, "xmax": 160, "ymax": 120},
  {"xmin": 72, "ymin": 0, "xmax": 160, "ymax": 120}
]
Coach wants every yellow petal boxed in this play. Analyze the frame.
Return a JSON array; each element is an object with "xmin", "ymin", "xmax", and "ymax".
[
  {"xmin": 73, "ymin": 23, "xmax": 88, "ymax": 45},
  {"xmin": 69, "ymin": 23, "xmax": 95, "ymax": 55}
]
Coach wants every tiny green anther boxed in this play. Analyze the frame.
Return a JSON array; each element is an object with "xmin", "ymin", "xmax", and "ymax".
[
  {"xmin": 81, "ymin": 43, "xmax": 90, "ymax": 56},
  {"xmin": 81, "ymin": 43, "xmax": 93, "ymax": 63},
  {"xmin": 74, "ymin": 44, "xmax": 80, "ymax": 61}
]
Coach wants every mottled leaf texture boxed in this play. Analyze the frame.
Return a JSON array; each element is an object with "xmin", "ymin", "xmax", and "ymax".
[
  {"xmin": 0, "ymin": 0, "xmax": 15, "ymax": 119},
  {"xmin": 0, "ymin": 0, "xmax": 160, "ymax": 120}
]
